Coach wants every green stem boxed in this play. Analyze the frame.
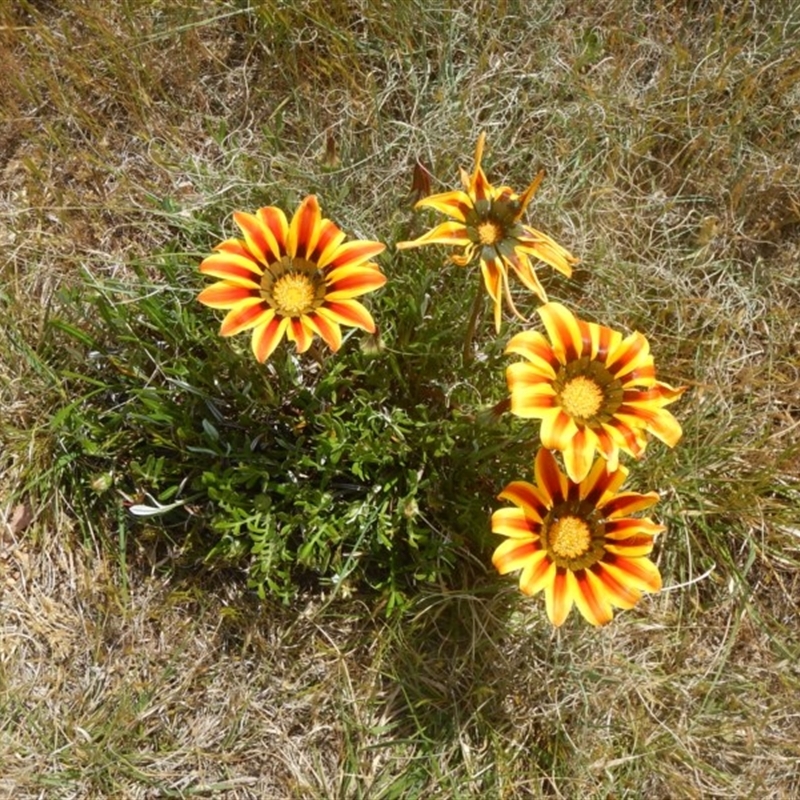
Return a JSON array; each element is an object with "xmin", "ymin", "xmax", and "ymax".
[{"xmin": 463, "ymin": 284, "xmax": 485, "ymax": 363}]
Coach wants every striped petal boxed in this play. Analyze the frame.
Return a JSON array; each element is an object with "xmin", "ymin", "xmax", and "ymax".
[
  {"xmin": 606, "ymin": 332, "xmax": 652, "ymax": 381},
  {"xmin": 395, "ymin": 221, "xmax": 471, "ymax": 249},
  {"xmin": 220, "ymin": 299, "xmax": 271, "ymax": 336},
  {"xmin": 492, "ymin": 537, "xmax": 540, "ymax": 574},
  {"xmin": 533, "ymin": 448, "xmax": 566, "ymax": 505},
  {"xmin": 518, "ymin": 226, "xmax": 577, "ymax": 276},
  {"xmin": 538, "ymin": 302, "xmax": 584, "ymax": 362},
  {"xmin": 545, "ymin": 567, "xmax": 576, "ymax": 626},
  {"xmin": 200, "ymin": 252, "xmax": 263, "ymax": 282},
  {"xmin": 197, "ymin": 282, "xmax": 256, "ymax": 309},
  {"xmin": 497, "ymin": 481, "xmax": 549, "ymax": 524},
  {"xmin": 320, "ymin": 239, "xmax": 386, "ymax": 270},
  {"xmin": 539, "ymin": 408, "xmax": 579, "ymax": 451},
  {"xmin": 251, "ymin": 313, "xmax": 289, "ymax": 363},
  {"xmin": 573, "ymin": 569, "xmax": 614, "ymax": 626},
  {"xmin": 309, "ymin": 219, "xmax": 346, "ymax": 265},
  {"xmin": 519, "ymin": 553, "xmax": 555, "ymax": 597},
  {"xmin": 601, "ymin": 554, "xmax": 662, "ymax": 594},
  {"xmin": 256, "ymin": 206, "xmax": 289, "ymax": 258},
  {"xmin": 415, "ymin": 189, "xmax": 474, "ymax": 222},
  {"xmin": 600, "ymin": 491, "xmax": 660, "ymax": 520},
  {"xmin": 505, "ymin": 332, "xmax": 559, "ymax": 378},
  {"xmin": 234, "ymin": 211, "xmax": 276, "ymax": 266},
  {"xmin": 287, "ymin": 195, "xmax": 322, "ymax": 260},
  {"xmin": 591, "ymin": 563, "xmax": 642, "ymax": 610},
  {"xmin": 316, "ymin": 300, "xmax": 376, "ymax": 333},
  {"xmin": 305, "ymin": 312, "xmax": 343, "ymax": 352},
  {"xmin": 492, "ymin": 507, "xmax": 540, "ymax": 539},
  {"xmin": 286, "ymin": 317, "xmax": 314, "ymax": 353},
  {"xmin": 325, "ymin": 265, "xmax": 388, "ymax": 299},
  {"xmin": 562, "ymin": 426, "xmax": 599, "ymax": 483}
]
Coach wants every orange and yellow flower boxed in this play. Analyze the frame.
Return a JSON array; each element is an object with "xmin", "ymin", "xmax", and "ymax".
[
  {"xmin": 197, "ymin": 195, "xmax": 386, "ymax": 362},
  {"xmin": 396, "ymin": 133, "xmax": 578, "ymax": 331},
  {"xmin": 506, "ymin": 302, "xmax": 685, "ymax": 483},
  {"xmin": 492, "ymin": 447, "xmax": 664, "ymax": 626}
]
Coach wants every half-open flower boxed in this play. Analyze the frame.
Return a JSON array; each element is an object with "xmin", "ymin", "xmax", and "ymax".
[
  {"xmin": 492, "ymin": 447, "xmax": 664, "ymax": 626},
  {"xmin": 197, "ymin": 195, "xmax": 386, "ymax": 362},
  {"xmin": 396, "ymin": 133, "xmax": 578, "ymax": 331}
]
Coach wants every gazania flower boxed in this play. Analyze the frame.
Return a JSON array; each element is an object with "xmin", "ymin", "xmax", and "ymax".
[
  {"xmin": 197, "ymin": 195, "xmax": 386, "ymax": 362},
  {"xmin": 492, "ymin": 447, "xmax": 663, "ymax": 626},
  {"xmin": 506, "ymin": 302, "xmax": 685, "ymax": 483},
  {"xmin": 396, "ymin": 132, "xmax": 578, "ymax": 331}
]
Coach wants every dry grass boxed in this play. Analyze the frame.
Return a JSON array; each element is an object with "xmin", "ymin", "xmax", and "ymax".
[{"xmin": 2, "ymin": 0, "xmax": 800, "ymax": 797}]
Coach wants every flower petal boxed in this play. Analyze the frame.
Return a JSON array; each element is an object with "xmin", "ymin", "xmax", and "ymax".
[
  {"xmin": 505, "ymin": 331, "xmax": 560, "ymax": 378},
  {"xmin": 518, "ymin": 226, "xmax": 578, "ymax": 277},
  {"xmin": 497, "ymin": 482, "xmax": 549, "ymax": 525},
  {"xmin": 325, "ymin": 265, "xmax": 388, "ymax": 299},
  {"xmin": 200, "ymin": 252, "xmax": 263, "ymax": 282},
  {"xmin": 533, "ymin": 447, "xmax": 567, "ymax": 506},
  {"xmin": 601, "ymin": 554, "xmax": 662, "ymax": 594},
  {"xmin": 251, "ymin": 313, "xmax": 289, "ymax": 362},
  {"xmin": 519, "ymin": 552, "xmax": 554, "ymax": 597},
  {"xmin": 539, "ymin": 408, "xmax": 579, "ymax": 451},
  {"xmin": 234, "ymin": 211, "xmax": 276, "ymax": 266},
  {"xmin": 287, "ymin": 195, "xmax": 322, "ymax": 260},
  {"xmin": 573, "ymin": 569, "xmax": 614, "ymax": 626},
  {"xmin": 220, "ymin": 299, "xmax": 271, "ymax": 336},
  {"xmin": 562, "ymin": 426, "xmax": 599, "ymax": 483},
  {"xmin": 545, "ymin": 567, "xmax": 575, "ymax": 626},
  {"xmin": 395, "ymin": 221, "xmax": 471, "ymax": 250},
  {"xmin": 538, "ymin": 302, "xmax": 584, "ymax": 362},
  {"xmin": 320, "ymin": 239, "xmax": 386, "ymax": 270},
  {"xmin": 317, "ymin": 300, "xmax": 376, "ymax": 333},
  {"xmin": 600, "ymin": 491, "xmax": 660, "ymax": 520},
  {"xmin": 256, "ymin": 206, "xmax": 289, "ymax": 258},
  {"xmin": 415, "ymin": 189, "xmax": 473, "ymax": 222},
  {"xmin": 305, "ymin": 312, "xmax": 343, "ymax": 352},
  {"xmin": 591, "ymin": 562, "xmax": 642, "ymax": 610},
  {"xmin": 197, "ymin": 282, "xmax": 256, "ymax": 309},
  {"xmin": 492, "ymin": 537, "xmax": 540, "ymax": 574}
]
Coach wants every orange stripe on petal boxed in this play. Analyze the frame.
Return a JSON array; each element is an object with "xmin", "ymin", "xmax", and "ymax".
[
  {"xmin": 545, "ymin": 567, "xmax": 574, "ymax": 626},
  {"xmin": 251, "ymin": 313, "xmax": 287, "ymax": 362},
  {"xmin": 200, "ymin": 252, "xmax": 263, "ymax": 280},
  {"xmin": 539, "ymin": 302, "xmax": 584, "ymax": 361},
  {"xmin": 414, "ymin": 189, "xmax": 473, "ymax": 221},
  {"xmin": 317, "ymin": 300, "xmax": 375, "ymax": 332},
  {"xmin": 395, "ymin": 221, "xmax": 471, "ymax": 250},
  {"xmin": 288, "ymin": 195, "xmax": 322, "ymax": 260},
  {"xmin": 197, "ymin": 283, "xmax": 256, "ymax": 309},
  {"xmin": 287, "ymin": 317, "xmax": 314, "ymax": 353},
  {"xmin": 592, "ymin": 563, "xmax": 641, "ymax": 610},
  {"xmin": 220, "ymin": 300, "xmax": 271, "ymax": 337},
  {"xmin": 602, "ymin": 554, "xmax": 662, "ymax": 593},
  {"xmin": 580, "ymin": 456, "xmax": 628, "ymax": 507},
  {"xmin": 321, "ymin": 239, "xmax": 386, "ymax": 270},
  {"xmin": 309, "ymin": 219, "xmax": 345, "ymax": 264},
  {"xmin": 562, "ymin": 426, "xmax": 599, "ymax": 484},
  {"xmin": 574, "ymin": 569, "xmax": 614, "ymax": 626},
  {"xmin": 519, "ymin": 553, "xmax": 554, "ymax": 597},
  {"xmin": 492, "ymin": 538, "xmax": 540, "ymax": 574},
  {"xmin": 606, "ymin": 332, "xmax": 652, "ymax": 380},
  {"xmin": 505, "ymin": 332, "xmax": 559, "ymax": 377},
  {"xmin": 305, "ymin": 312, "xmax": 343, "ymax": 352},
  {"xmin": 539, "ymin": 408, "xmax": 579, "ymax": 451},
  {"xmin": 601, "ymin": 491, "xmax": 660, "ymax": 519},
  {"xmin": 497, "ymin": 482, "xmax": 549, "ymax": 524},
  {"xmin": 234, "ymin": 211, "xmax": 275, "ymax": 266},
  {"xmin": 325, "ymin": 265, "xmax": 387, "ymax": 298},
  {"xmin": 534, "ymin": 448, "xmax": 567, "ymax": 506},
  {"xmin": 256, "ymin": 206, "xmax": 288, "ymax": 259}
]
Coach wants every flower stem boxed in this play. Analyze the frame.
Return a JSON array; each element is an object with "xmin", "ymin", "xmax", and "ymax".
[{"xmin": 463, "ymin": 285, "xmax": 484, "ymax": 363}]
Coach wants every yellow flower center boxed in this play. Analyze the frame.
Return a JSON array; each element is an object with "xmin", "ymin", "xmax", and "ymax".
[
  {"xmin": 272, "ymin": 273, "xmax": 316, "ymax": 316},
  {"xmin": 477, "ymin": 221, "xmax": 502, "ymax": 245},
  {"xmin": 260, "ymin": 256, "xmax": 327, "ymax": 317},
  {"xmin": 559, "ymin": 376, "xmax": 604, "ymax": 420},
  {"xmin": 548, "ymin": 515, "xmax": 591, "ymax": 559}
]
